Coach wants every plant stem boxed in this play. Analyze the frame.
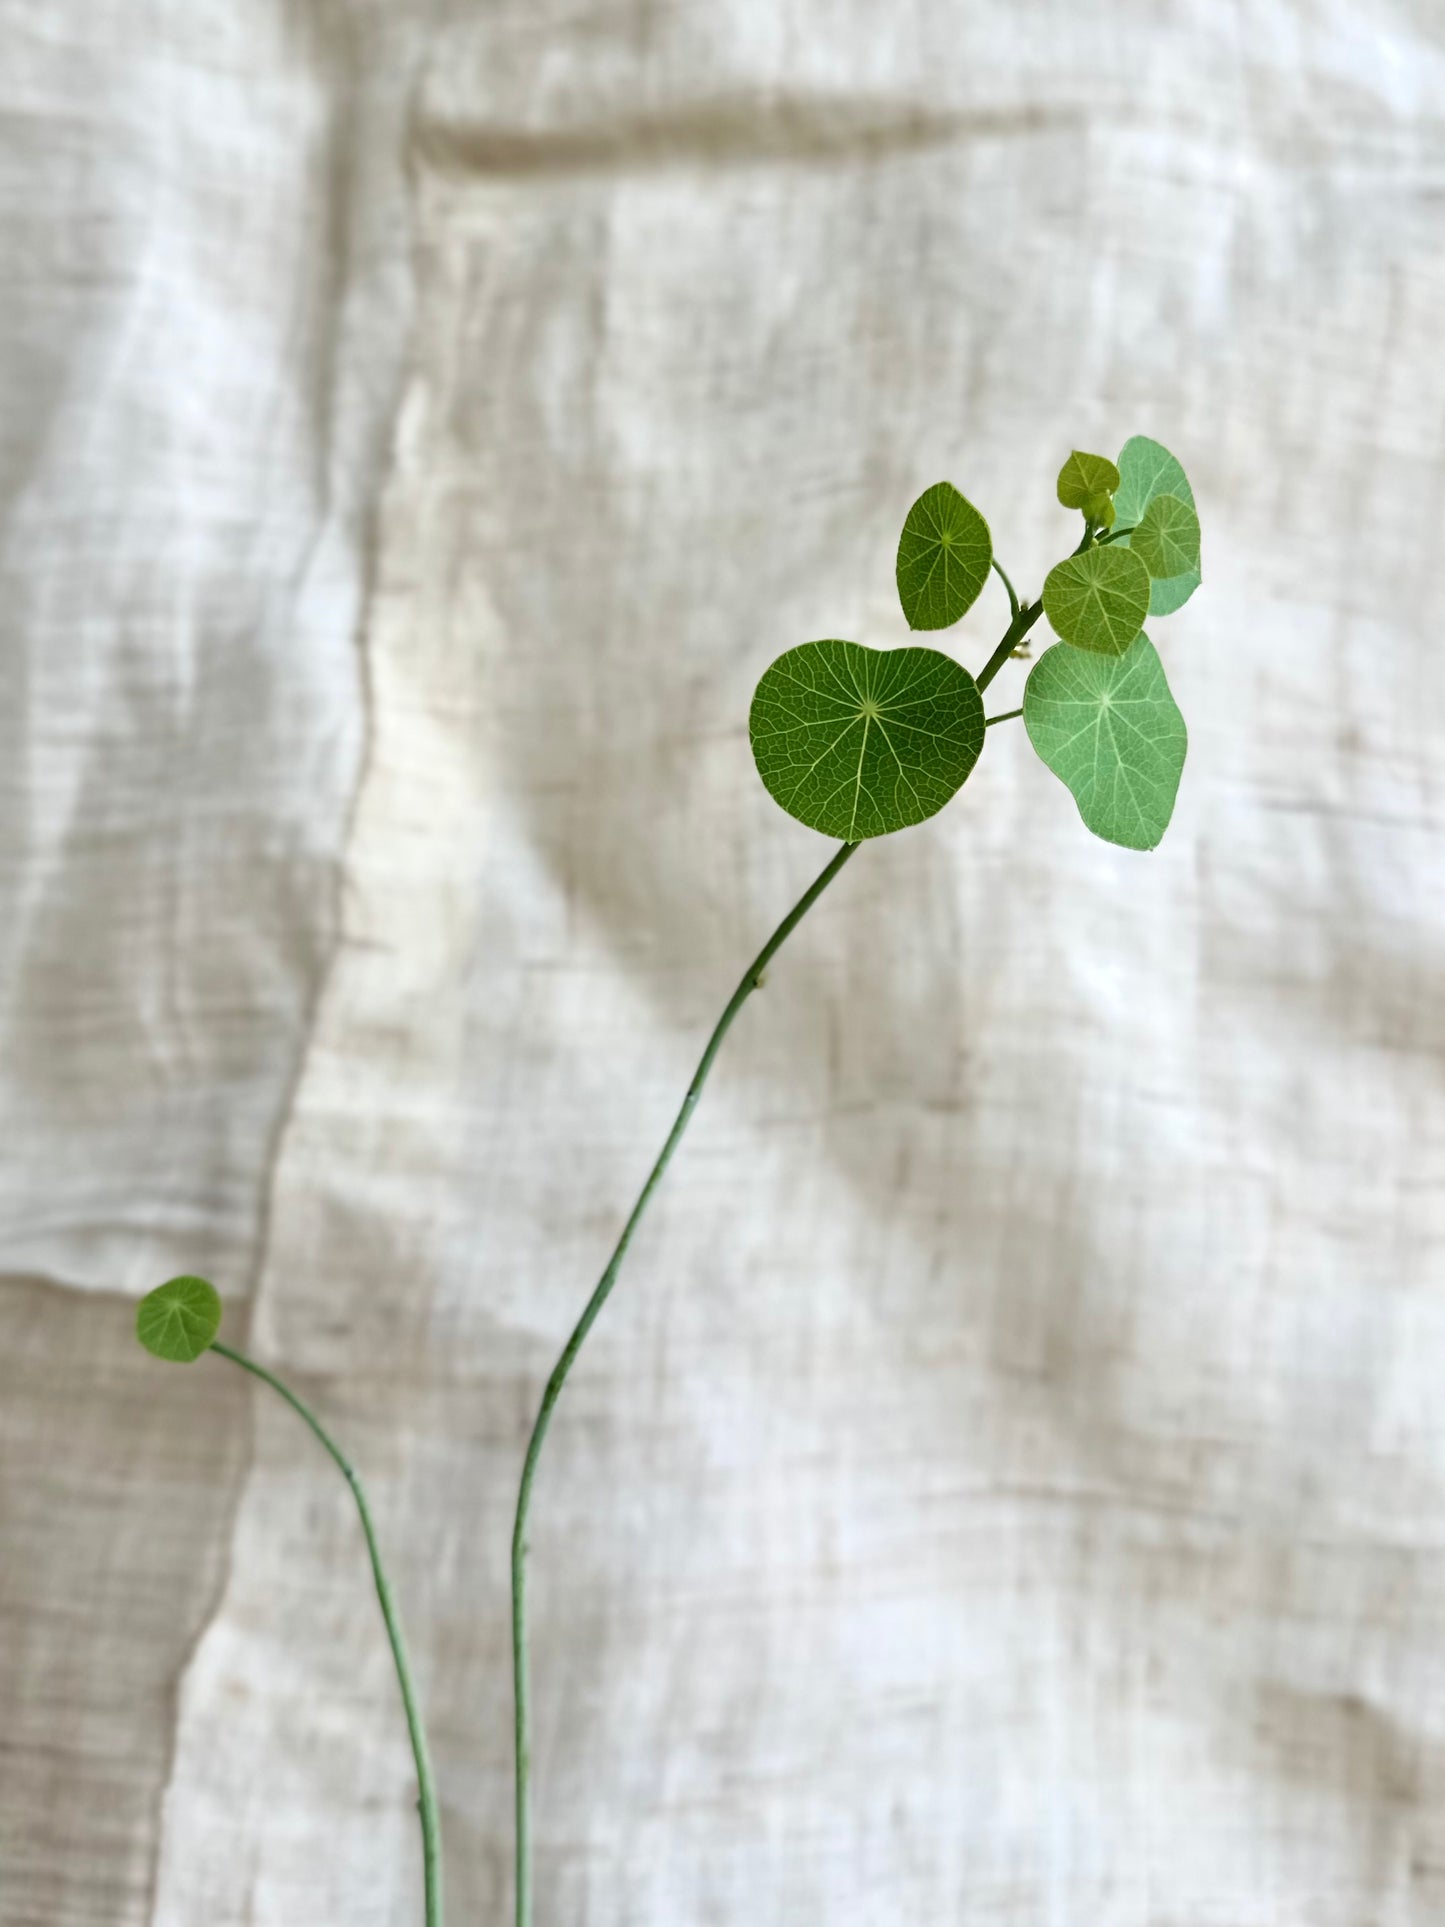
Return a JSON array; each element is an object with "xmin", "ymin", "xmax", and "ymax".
[
  {"xmin": 985, "ymin": 707, "xmax": 1023, "ymax": 727},
  {"xmin": 977, "ymin": 513, "xmax": 1101, "ymax": 695},
  {"xmin": 976, "ymin": 597, "xmax": 1044, "ymax": 693},
  {"xmin": 507, "ymin": 569, "xmax": 1045, "ymax": 1919},
  {"xmin": 211, "ymin": 1340, "xmax": 443, "ymax": 1927},
  {"xmin": 991, "ymin": 557, "xmax": 1021, "ymax": 619},
  {"xmin": 509, "ymin": 837, "xmax": 859, "ymax": 1927}
]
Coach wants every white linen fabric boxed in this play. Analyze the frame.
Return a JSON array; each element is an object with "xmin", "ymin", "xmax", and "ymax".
[{"xmin": 3, "ymin": 4, "xmax": 1444, "ymax": 1923}]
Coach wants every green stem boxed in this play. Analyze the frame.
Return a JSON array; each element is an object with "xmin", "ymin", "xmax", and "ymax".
[
  {"xmin": 991, "ymin": 557, "xmax": 1020, "ymax": 620},
  {"xmin": 976, "ymin": 597, "xmax": 1044, "ymax": 693},
  {"xmin": 985, "ymin": 707, "xmax": 1023, "ymax": 727},
  {"xmin": 509, "ymin": 838, "xmax": 859, "ymax": 1927},
  {"xmin": 211, "ymin": 1340, "xmax": 442, "ymax": 1927},
  {"xmin": 977, "ymin": 518, "xmax": 1100, "ymax": 693}
]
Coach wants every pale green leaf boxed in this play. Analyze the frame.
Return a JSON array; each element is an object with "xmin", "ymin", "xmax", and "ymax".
[
  {"xmin": 1112, "ymin": 435, "xmax": 1193, "ymax": 525},
  {"xmin": 1081, "ymin": 490, "xmax": 1116, "ymax": 528},
  {"xmin": 1041, "ymin": 545, "xmax": 1151, "ymax": 656},
  {"xmin": 1142, "ymin": 571, "xmax": 1198, "ymax": 619},
  {"xmin": 1113, "ymin": 435, "xmax": 1201, "ymax": 615},
  {"xmin": 1023, "ymin": 633, "xmax": 1187, "ymax": 851},
  {"xmin": 1131, "ymin": 492, "xmax": 1200, "ymax": 580},
  {"xmin": 750, "ymin": 639, "xmax": 984, "ymax": 839},
  {"xmin": 137, "ymin": 1275, "xmax": 223, "ymax": 1363},
  {"xmin": 1056, "ymin": 449, "xmax": 1121, "ymax": 509},
  {"xmin": 895, "ymin": 482, "xmax": 992, "ymax": 631}
]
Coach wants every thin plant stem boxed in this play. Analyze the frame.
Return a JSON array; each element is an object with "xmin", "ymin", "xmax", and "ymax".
[
  {"xmin": 508, "ymin": 573, "xmax": 1047, "ymax": 1922},
  {"xmin": 211, "ymin": 1340, "xmax": 443, "ymax": 1927},
  {"xmin": 985, "ymin": 707, "xmax": 1023, "ymax": 727},
  {"xmin": 976, "ymin": 517, "xmax": 1101, "ymax": 695},
  {"xmin": 509, "ymin": 838, "xmax": 859, "ymax": 1927},
  {"xmin": 991, "ymin": 557, "xmax": 1021, "ymax": 619},
  {"xmin": 977, "ymin": 598, "xmax": 1044, "ymax": 692},
  {"xmin": 981, "ymin": 514, "xmax": 1141, "ymax": 702}
]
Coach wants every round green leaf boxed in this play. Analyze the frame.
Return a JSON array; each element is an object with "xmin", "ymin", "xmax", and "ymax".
[
  {"xmin": 895, "ymin": 483, "xmax": 992, "ymax": 631},
  {"xmin": 1041, "ymin": 545, "xmax": 1151, "ymax": 656},
  {"xmin": 1056, "ymin": 449, "xmax": 1120, "ymax": 510},
  {"xmin": 136, "ymin": 1275, "xmax": 223, "ymax": 1363},
  {"xmin": 1113, "ymin": 435, "xmax": 1201, "ymax": 616},
  {"xmin": 1112, "ymin": 435, "xmax": 1193, "ymax": 525},
  {"xmin": 750, "ymin": 639, "xmax": 985, "ymax": 840},
  {"xmin": 1131, "ymin": 492, "xmax": 1200, "ymax": 580},
  {"xmin": 1023, "ymin": 633, "xmax": 1186, "ymax": 851}
]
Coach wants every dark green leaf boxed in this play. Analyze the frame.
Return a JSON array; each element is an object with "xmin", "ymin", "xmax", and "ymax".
[
  {"xmin": 1056, "ymin": 450, "xmax": 1121, "ymax": 509},
  {"xmin": 750, "ymin": 639, "xmax": 985, "ymax": 839},
  {"xmin": 895, "ymin": 483, "xmax": 992, "ymax": 631},
  {"xmin": 1113, "ymin": 436, "xmax": 1201, "ymax": 616},
  {"xmin": 1023, "ymin": 634, "xmax": 1187, "ymax": 850},
  {"xmin": 1041, "ymin": 545, "xmax": 1151, "ymax": 656},
  {"xmin": 136, "ymin": 1275, "xmax": 222, "ymax": 1363}
]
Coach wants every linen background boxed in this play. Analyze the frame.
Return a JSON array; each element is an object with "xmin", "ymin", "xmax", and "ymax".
[{"xmin": 2, "ymin": 3, "xmax": 1443, "ymax": 1922}]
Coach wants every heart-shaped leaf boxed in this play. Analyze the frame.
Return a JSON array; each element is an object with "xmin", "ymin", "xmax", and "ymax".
[
  {"xmin": 895, "ymin": 483, "xmax": 992, "ymax": 631},
  {"xmin": 1056, "ymin": 449, "xmax": 1121, "ymax": 510},
  {"xmin": 137, "ymin": 1275, "xmax": 223, "ymax": 1363},
  {"xmin": 1023, "ymin": 633, "xmax": 1187, "ymax": 850},
  {"xmin": 1041, "ymin": 545, "xmax": 1151, "ymax": 656},
  {"xmin": 1113, "ymin": 436, "xmax": 1201, "ymax": 616},
  {"xmin": 750, "ymin": 639, "xmax": 985, "ymax": 839},
  {"xmin": 1131, "ymin": 492, "xmax": 1200, "ymax": 581}
]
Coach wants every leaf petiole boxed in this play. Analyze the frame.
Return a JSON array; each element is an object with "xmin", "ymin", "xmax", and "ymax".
[
  {"xmin": 991, "ymin": 557, "xmax": 1021, "ymax": 620},
  {"xmin": 211, "ymin": 1341, "xmax": 443, "ymax": 1927}
]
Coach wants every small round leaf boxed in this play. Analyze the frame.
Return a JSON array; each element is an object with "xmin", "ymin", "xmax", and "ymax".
[
  {"xmin": 1130, "ymin": 492, "xmax": 1200, "ymax": 580},
  {"xmin": 1023, "ymin": 634, "xmax": 1186, "ymax": 851},
  {"xmin": 750, "ymin": 639, "xmax": 985, "ymax": 840},
  {"xmin": 137, "ymin": 1275, "xmax": 222, "ymax": 1363},
  {"xmin": 1041, "ymin": 545, "xmax": 1151, "ymax": 656},
  {"xmin": 895, "ymin": 483, "xmax": 992, "ymax": 631},
  {"xmin": 1056, "ymin": 450, "xmax": 1121, "ymax": 510},
  {"xmin": 1113, "ymin": 435, "xmax": 1201, "ymax": 616}
]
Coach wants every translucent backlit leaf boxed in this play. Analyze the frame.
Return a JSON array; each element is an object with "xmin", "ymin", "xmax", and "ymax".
[
  {"xmin": 1056, "ymin": 450, "xmax": 1121, "ymax": 510},
  {"xmin": 895, "ymin": 483, "xmax": 992, "ymax": 631},
  {"xmin": 750, "ymin": 639, "xmax": 985, "ymax": 839},
  {"xmin": 136, "ymin": 1275, "xmax": 223, "ymax": 1363},
  {"xmin": 1041, "ymin": 545, "xmax": 1151, "ymax": 656},
  {"xmin": 1113, "ymin": 436, "xmax": 1201, "ymax": 616},
  {"xmin": 1023, "ymin": 633, "xmax": 1186, "ymax": 850}
]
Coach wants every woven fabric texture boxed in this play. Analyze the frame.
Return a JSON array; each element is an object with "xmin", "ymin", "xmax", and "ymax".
[{"xmin": 2, "ymin": 5, "xmax": 1443, "ymax": 1922}]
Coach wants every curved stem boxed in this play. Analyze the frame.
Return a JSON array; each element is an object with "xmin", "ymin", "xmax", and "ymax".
[
  {"xmin": 510, "ymin": 838, "xmax": 859, "ymax": 1927},
  {"xmin": 991, "ymin": 557, "xmax": 1020, "ymax": 620},
  {"xmin": 211, "ymin": 1340, "xmax": 442, "ymax": 1927}
]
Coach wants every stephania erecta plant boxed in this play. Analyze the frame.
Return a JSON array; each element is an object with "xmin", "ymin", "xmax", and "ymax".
[{"xmin": 136, "ymin": 436, "xmax": 1202, "ymax": 1926}]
